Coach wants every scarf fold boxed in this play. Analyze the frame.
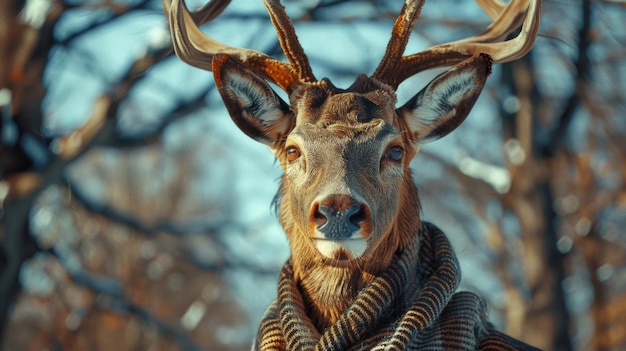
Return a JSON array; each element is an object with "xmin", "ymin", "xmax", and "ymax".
[{"xmin": 254, "ymin": 223, "xmax": 541, "ymax": 351}]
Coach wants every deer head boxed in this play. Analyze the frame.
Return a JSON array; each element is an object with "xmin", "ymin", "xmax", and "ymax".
[{"xmin": 163, "ymin": 0, "xmax": 541, "ymax": 328}]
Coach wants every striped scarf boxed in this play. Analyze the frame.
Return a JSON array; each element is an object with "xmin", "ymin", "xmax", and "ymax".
[{"xmin": 253, "ymin": 223, "xmax": 541, "ymax": 351}]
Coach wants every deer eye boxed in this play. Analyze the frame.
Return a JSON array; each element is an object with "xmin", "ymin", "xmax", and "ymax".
[
  {"xmin": 384, "ymin": 145, "xmax": 403, "ymax": 163},
  {"xmin": 285, "ymin": 146, "xmax": 301, "ymax": 162}
]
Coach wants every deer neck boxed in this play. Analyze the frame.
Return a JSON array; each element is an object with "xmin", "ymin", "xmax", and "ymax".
[{"xmin": 296, "ymin": 261, "xmax": 371, "ymax": 331}]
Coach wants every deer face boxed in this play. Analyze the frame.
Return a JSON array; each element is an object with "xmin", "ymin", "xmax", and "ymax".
[
  {"xmin": 213, "ymin": 54, "xmax": 491, "ymax": 263},
  {"xmin": 280, "ymin": 82, "xmax": 406, "ymax": 261}
]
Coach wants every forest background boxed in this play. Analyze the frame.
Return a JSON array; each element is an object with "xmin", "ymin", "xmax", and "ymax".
[{"xmin": 1, "ymin": 0, "xmax": 625, "ymax": 350}]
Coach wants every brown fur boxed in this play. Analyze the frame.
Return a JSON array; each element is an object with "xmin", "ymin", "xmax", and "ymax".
[
  {"xmin": 273, "ymin": 79, "xmax": 424, "ymax": 329},
  {"xmin": 276, "ymin": 166, "xmax": 421, "ymax": 330}
]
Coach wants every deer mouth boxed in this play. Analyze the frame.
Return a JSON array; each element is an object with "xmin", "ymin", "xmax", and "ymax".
[{"xmin": 313, "ymin": 238, "xmax": 367, "ymax": 260}]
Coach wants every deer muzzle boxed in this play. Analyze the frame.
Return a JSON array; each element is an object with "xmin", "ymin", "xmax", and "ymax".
[
  {"xmin": 316, "ymin": 202, "xmax": 363, "ymax": 238},
  {"xmin": 309, "ymin": 194, "xmax": 372, "ymax": 260}
]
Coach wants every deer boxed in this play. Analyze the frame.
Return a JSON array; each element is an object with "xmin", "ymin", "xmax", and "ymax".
[{"xmin": 162, "ymin": 0, "xmax": 542, "ymax": 349}]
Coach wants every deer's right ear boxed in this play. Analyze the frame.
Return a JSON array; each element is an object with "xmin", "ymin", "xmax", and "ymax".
[
  {"xmin": 213, "ymin": 53, "xmax": 293, "ymax": 146},
  {"xmin": 397, "ymin": 54, "xmax": 491, "ymax": 144}
]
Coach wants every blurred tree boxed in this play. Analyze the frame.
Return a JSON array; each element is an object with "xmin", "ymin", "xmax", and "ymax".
[{"xmin": 1, "ymin": 0, "xmax": 624, "ymax": 350}]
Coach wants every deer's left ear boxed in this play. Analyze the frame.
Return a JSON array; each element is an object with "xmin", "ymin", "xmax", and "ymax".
[
  {"xmin": 213, "ymin": 53, "xmax": 293, "ymax": 147},
  {"xmin": 397, "ymin": 54, "xmax": 492, "ymax": 144}
]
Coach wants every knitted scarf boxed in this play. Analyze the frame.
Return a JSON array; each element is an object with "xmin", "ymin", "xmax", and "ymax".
[{"xmin": 253, "ymin": 223, "xmax": 541, "ymax": 351}]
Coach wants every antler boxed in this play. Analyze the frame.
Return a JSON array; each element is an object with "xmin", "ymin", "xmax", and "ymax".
[
  {"xmin": 373, "ymin": 0, "xmax": 542, "ymax": 88},
  {"xmin": 162, "ymin": 0, "xmax": 316, "ymax": 92}
]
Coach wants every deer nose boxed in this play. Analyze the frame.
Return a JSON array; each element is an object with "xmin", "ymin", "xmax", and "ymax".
[{"xmin": 312, "ymin": 196, "xmax": 368, "ymax": 239}]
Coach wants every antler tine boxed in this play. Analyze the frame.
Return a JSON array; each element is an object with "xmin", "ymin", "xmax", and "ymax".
[
  {"xmin": 375, "ymin": 0, "xmax": 542, "ymax": 88},
  {"xmin": 163, "ymin": 0, "xmax": 304, "ymax": 91},
  {"xmin": 476, "ymin": 0, "xmax": 506, "ymax": 21},
  {"xmin": 455, "ymin": 0, "xmax": 539, "ymax": 54},
  {"xmin": 372, "ymin": 0, "xmax": 426, "ymax": 82},
  {"xmin": 264, "ymin": 0, "xmax": 316, "ymax": 84},
  {"xmin": 188, "ymin": 0, "xmax": 230, "ymax": 25}
]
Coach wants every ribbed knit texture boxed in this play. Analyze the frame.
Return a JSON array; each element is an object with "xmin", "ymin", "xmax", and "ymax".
[{"xmin": 253, "ymin": 223, "xmax": 542, "ymax": 351}]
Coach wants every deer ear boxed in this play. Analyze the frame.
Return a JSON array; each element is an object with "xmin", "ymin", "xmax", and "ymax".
[
  {"xmin": 398, "ymin": 54, "xmax": 492, "ymax": 144},
  {"xmin": 213, "ymin": 53, "xmax": 292, "ymax": 146}
]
